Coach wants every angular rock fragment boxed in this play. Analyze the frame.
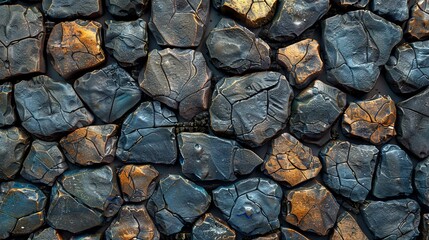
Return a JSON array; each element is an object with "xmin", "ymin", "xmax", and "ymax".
[
  {"xmin": 280, "ymin": 228, "xmax": 309, "ymax": 240},
  {"xmin": 322, "ymin": 10, "xmax": 402, "ymax": 93},
  {"xmin": 70, "ymin": 232, "xmax": 102, "ymax": 240},
  {"xmin": 362, "ymin": 199, "xmax": 420, "ymax": 239},
  {"xmin": 285, "ymin": 182, "xmax": 339, "ymax": 236},
  {"xmin": 14, "ymin": 76, "xmax": 94, "ymax": 139},
  {"xmin": 107, "ymin": 0, "xmax": 149, "ymax": 18},
  {"xmin": 263, "ymin": 133, "xmax": 321, "ymax": 187},
  {"xmin": 0, "ymin": 5, "xmax": 45, "ymax": 80},
  {"xmin": 118, "ymin": 164, "xmax": 159, "ymax": 202},
  {"xmin": 178, "ymin": 132, "xmax": 263, "ymax": 181},
  {"xmin": 213, "ymin": 178, "xmax": 282, "ymax": 236},
  {"xmin": 370, "ymin": 0, "xmax": 409, "ymax": 22},
  {"xmin": 0, "ymin": 127, "xmax": 30, "ymax": 180},
  {"xmin": 422, "ymin": 214, "xmax": 429, "ymax": 240},
  {"xmin": 29, "ymin": 227, "xmax": 62, "ymax": 240},
  {"xmin": 331, "ymin": 211, "xmax": 368, "ymax": 240},
  {"xmin": 253, "ymin": 231, "xmax": 280, "ymax": 240},
  {"xmin": 147, "ymin": 175, "xmax": 211, "ymax": 235},
  {"xmin": 47, "ymin": 20, "xmax": 105, "ymax": 79},
  {"xmin": 333, "ymin": 0, "xmax": 368, "ymax": 8},
  {"xmin": 116, "ymin": 101, "xmax": 178, "ymax": 164},
  {"xmin": 210, "ymin": 71, "xmax": 293, "ymax": 147},
  {"xmin": 0, "ymin": 83, "xmax": 15, "ymax": 127},
  {"xmin": 289, "ymin": 80, "xmax": 347, "ymax": 142},
  {"xmin": 140, "ymin": 48, "xmax": 212, "ymax": 120},
  {"xmin": 406, "ymin": 0, "xmax": 429, "ymax": 40},
  {"xmin": 105, "ymin": 19, "xmax": 148, "ymax": 67},
  {"xmin": 320, "ymin": 140, "xmax": 378, "ymax": 202},
  {"xmin": 192, "ymin": 213, "xmax": 236, "ymax": 240},
  {"xmin": 414, "ymin": 157, "xmax": 429, "ymax": 207},
  {"xmin": 206, "ymin": 18, "xmax": 270, "ymax": 75},
  {"xmin": 42, "ymin": 0, "xmax": 102, "ymax": 19},
  {"xmin": 277, "ymin": 39, "xmax": 323, "ymax": 89}
]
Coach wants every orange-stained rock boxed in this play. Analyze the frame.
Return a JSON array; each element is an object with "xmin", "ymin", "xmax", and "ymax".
[
  {"xmin": 406, "ymin": 0, "xmax": 429, "ymax": 40},
  {"xmin": 331, "ymin": 211, "xmax": 368, "ymax": 240},
  {"xmin": 118, "ymin": 165, "xmax": 159, "ymax": 202}
]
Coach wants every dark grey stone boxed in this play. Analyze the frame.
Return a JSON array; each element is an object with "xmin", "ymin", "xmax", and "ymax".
[
  {"xmin": 0, "ymin": 83, "xmax": 15, "ymax": 127},
  {"xmin": 280, "ymin": 228, "xmax": 309, "ymax": 240},
  {"xmin": 107, "ymin": 0, "xmax": 149, "ymax": 18},
  {"xmin": 42, "ymin": 0, "xmax": 102, "ymax": 19},
  {"xmin": 29, "ymin": 227, "xmax": 62, "ymax": 240},
  {"xmin": 370, "ymin": 0, "xmax": 409, "ymax": 22},
  {"xmin": 0, "ymin": 127, "xmax": 30, "ymax": 180},
  {"xmin": 422, "ymin": 214, "xmax": 429, "ymax": 240},
  {"xmin": 415, "ymin": 157, "xmax": 429, "ymax": 207},
  {"xmin": 333, "ymin": 0, "xmax": 368, "ymax": 8},
  {"xmin": 192, "ymin": 213, "xmax": 236, "ymax": 240}
]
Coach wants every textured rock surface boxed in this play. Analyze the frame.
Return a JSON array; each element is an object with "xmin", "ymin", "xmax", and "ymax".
[
  {"xmin": 331, "ymin": 211, "xmax": 368, "ymax": 240},
  {"xmin": 192, "ymin": 213, "xmax": 236, "ymax": 240},
  {"xmin": 29, "ymin": 227, "xmax": 62, "ymax": 240},
  {"xmin": 107, "ymin": 0, "xmax": 149, "ymax": 18},
  {"xmin": 253, "ymin": 231, "xmax": 280, "ymax": 240},
  {"xmin": 281, "ymin": 228, "xmax": 309, "ymax": 240},
  {"xmin": 118, "ymin": 164, "xmax": 159, "ymax": 202},
  {"xmin": 0, "ymin": 127, "xmax": 30, "ymax": 180},
  {"xmin": 370, "ymin": 0, "xmax": 409, "ymax": 22},
  {"xmin": 422, "ymin": 214, "xmax": 429, "ymax": 240},
  {"xmin": 42, "ymin": 0, "xmax": 102, "ymax": 19},
  {"xmin": 406, "ymin": 0, "xmax": 429, "ymax": 40},
  {"xmin": 333, "ymin": 0, "xmax": 368, "ymax": 8},
  {"xmin": 0, "ymin": 83, "xmax": 15, "ymax": 127},
  {"xmin": 415, "ymin": 157, "xmax": 429, "ymax": 206}
]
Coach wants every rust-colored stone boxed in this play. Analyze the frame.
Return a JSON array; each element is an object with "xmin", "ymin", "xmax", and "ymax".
[
  {"xmin": 406, "ymin": 0, "xmax": 429, "ymax": 40},
  {"xmin": 331, "ymin": 211, "xmax": 368, "ymax": 240},
  {"xmin": 118, "ymin": 165, "xmax": 159, "ymax": 202}
]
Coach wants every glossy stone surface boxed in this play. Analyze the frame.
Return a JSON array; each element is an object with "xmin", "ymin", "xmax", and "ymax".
[
  {"xmin": 70, "ymin": 232, "xmax": 102, "ymax": 240},
  {"xmin": 192, "ymin": 213, "xmax": 236, "ymax": 240},
  {"xmin": 406, "ymin": 0, "xmax": 429, "ymax": 40},
  {"xmin": 322, "ymin": 10, "xmax": 402, "ymax": 93},
  {"xmin": 0, "ymin": 127, "xmax": 30, "ymax": 180},
  {"xmin": 29, "ymin": 227, "xmax": 62, "ymax": 240},
  {"xmin": 415, "ymin": 157, "xmax": 429, "ymax": 207},
  {"xmin": 14, "ymin": 76, "xmax": 94, "ymax": 139},
  {"xmin": 210, "ymin": 71, "xmax": 293, "ymax": 147},
  {"xmin": 107, "ymin": 0, "xmax": 149, "ymax": 18},
  {"xmin": 147, "ymin": 175, "xmax": 211, "ymax": 235},
  {"xmin": 140, "ymin": 48, "xmax": 212, "ymax": 120},
  {"xmin": 253, "ymin": 231, "xmax": 280, "ymax": 240},
  {"xmin": 118, "ymin": 164, "xmax": 159, "ymax": 202},
  {"xmin": 213, "ymin": 178, "xmax": 282, "ymax": 236},
  {"xmin": 42, "ymin": 0, "xmax": 102, "ymax": 19},
  {"xmin": 0, "ymin": 5, "xmax": 45, "ymax": 80},
  {"xmin": 178, "ymin": 132, "xmax": 263, "ymax": 181},
  {"xmin": 0, "ymin": 83, "xmax": 15, "ymax": 127},
  {"xmin": 333, "ymin": 0, "xmax": 368, "ymax": 8},
  {"xmin": 281, "ymin": 228, "xmax": 309, "ymax": 240},
  {"xmin": 206, "ymin": 18, "xmax": 270, "ymax": 75},
  {"xmin": 277, "ymin": 39, "xmax": 323, "ymax": 89},
  {"xmin": 370, "ymin": 0, "xmax": 409, "ymax": 22},
  {"xmin": 331, "ymin": 211, "xmax": 368, "ymax": 240},
  {"xmin": 47, "ymin": 20, "xmax": 105, "ymax": 79}
]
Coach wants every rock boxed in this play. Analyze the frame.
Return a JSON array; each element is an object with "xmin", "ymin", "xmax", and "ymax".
[
  {"xmin": 14, "ymin": 75, "xmax": 94, "ymax": 139},
  {"xmin": 396, "ymin": 87, "xmax": 429, "ymax": 158},
  {"xmin": 362, "ymin": 199, "xmax": 420, "ymax": 239},
  {"xmin": 149, "ymin": 0, "xmax": 209, "ymax": 47},
  {"xmin": 107, "ymin": 0, "xmax": 149, "ymax": 18},
  {"xmin": 253, "ymin": 231, "xmax": 280, "ymax": 240},
  {"xmin": 0, "ymin": 127, "xmax": 30, "ymax": 180},
  {"xmin": 70, "ymin": 233, "xmax": 102, "ymax": 240},
  {"xmin": 212, "ymin": 178, "xmax": 282, "ymax": 236},
  {"xmin": 277, "ymin": 39, "xmax": 323, "ymax": 89},
  {"xmin": 414, "ymin": 157, "xmax": 429, "ymax": 207},
  {"xmin": 47, "ymin": 20, "xmax": 105, "ymax": 79},
  {"xmin": 118, "ymin": 164, "xmax": 159, "ymax": 202},
  {"xmin": 60, "ymin": 125, "xmax": 119, "ymax": 166},
  {"xmin": 372, "ymin": 144, "xmax": 413, "ymax": 198},
  {"xmin": 20, "ymin": 140, "xmax": 68, "ymax": 186},
  {"xmin": 0, "ymin": 83, "xmax": 15, "ymax": 127},
  {"xmin": 178, "ymin": 132, "xmax": 263, "ymax": 181},
  {"xmin": 105, "ymin": 204, "xmax": 160, "ymax": 240},
  {"xmin": 0, "ymin": 5, "xmax": 45, "ymax": 80},
  {"xmin": 116, "ymin": 101, "xmax": 178, "ymax": 164},
  {"xmin": 105, "ymin": 19, "xmax": 148, "ymax": 67},
  {"xmin": 280, "ymin": 228, "xmax": 309, "ymax": 240},
  {"xmin": 406, "ymin": 0, "xmax": 429, "ymax": 40},
  {"xmin": 140, "ymin": 48, "xmax": 212, "ymax": 120},
  {"xmin": 210, "ymin": 71, "xmax": 293, "ymax": 147},
  {"xmin": 370, "ymin": 0, "xmax": 409, "ymax": 22},
  {"xmin": 263, "ymin": 132, "xmax": 322, "ymax": 187},
  {"xmin": 42, "ymin": 0, "xmax": 102, "ymax": 19},
  {"xmin": 29, "ymin": 227, "xmax": 62, "ymax": 240},
  {"xmin": 289, "ymin": 80, "xmax": 347, "ymax": 142},
  {"xmin": 385, "ymin": 40, "xmax": 429, "ymax": 94},
  {"xmin": 333, "ymin": 0, "xmax": 368, "ymax": 8},
  {"xmin": 147, "ymin": 175, "xmax": 211, "ymax": 235},
  {"xmin": 192, "ymin": 213, "xmax": 236, "ymax": 240},
  {"xmin": 206, "ymin": 18, "xmax": 271, "ymax": 75},
  {"xmin": 320, "ymin": 140, "xmax": 378, "ymax": 202},
  {"xmin": 284, "ymin": 182, "xmax": 339, "ymax": 236},
  {"xmin": 331, "ymin": 211, "xmax": 368, "ymax": 240},
  {"xmin": 0, "ymin": 182, "xmax": 47, "ymax": 239},
  {"xmin": 322, "ymin": 10, "xmax": 403, "ymax": 93},
  {"xmin": 422, "ymin": 214, "xmax": 429, "ymax": 240}
]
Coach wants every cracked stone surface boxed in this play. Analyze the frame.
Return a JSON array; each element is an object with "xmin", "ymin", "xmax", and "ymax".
[
  {"xmin": 47, "ymin": 20, "xmax": 105, "ymax": 79},
  {"xmin": 415, "ymin": 157, "xmax": 429, "ymax": 207},
  {"xmin": 149, "ymin": 0, "xmax": 209, "ymax": 47},
  {"xmin": 140, "ymin": 48, "xmax": 212, "ymax": 120},
  {"xmin": 147, "ymin": 175, "xmax": 211, "ymax": 235},
  {"xmin": 253, "ymin": 231, "xmax": 280, "ymax": 240},
  {"xmin": 118, "ymin": 164, "xmax": 159, "ymax": 202},
  {"xmin": 277, "ymin": 39, "xmax": 323, "ymax": 89},
  {"xmin": 0, "ymin": 83, "xmax": 16, "ymax": 127},
  {"xmin": 178, "ymin": 132, "xmax": 263, "ymax": 181},
  {"xmin": 105, "ymin": 204, "xmax": 160, "ymax": 240},
  {"xmin": 320, "ymin": 140, "xmax": 378, "ymax": 202},
  {"xmin": 29, "ymin": 227, "xmax": 62, "ymax": 240},
  {"xmin": 362, "ymin": 199, "xmax": 420, "ymax": 240},
  {"xmin": 385, "ymin": 40, "xmax": 429, "ymax": 94},
  {"xmin": 284, "ymin": 182, "xmax": 339, "ymax": 236},
  {"xmin": 14, "ymin": 75, "xmax": 94, "ymax": 139},
  {"xmin": 370, "ymin": 0, "xmax": 409, "ymax": 22},
  {"xmin": 42, "ymin": 0, "xmax": 102, "ymax": 19},
  {"xmin": 263, "ymin": 132, "xmax": 322, "ymax": 187},
  {"xmin": 322, "ymin": 10, "xmax": 403, "ymax": 93},
  {"xmin": 192, "ymin": 213, "xmax": 236, "ymax": 240},
  {"xmin": 0, "ymin": 5, "xmax": 45, "ymax": 80},
  {"xmin": 0, "ymin": 126, "xmax": 30, "ymax": 180},
  {"xmin": 47, "ymin": 166, "xmax": 123, "ymax": 233},
  {"xmin": 20, "ymin": 140, "xmax": 68, "ymax": 186},
  {"xmin": 116, "ymin": 101, "xmax": 178, "ymax": 164},
  {"xmin": 210, "ymin": 71, "xmax": 293, "ymax": 147},
  {"xmin": 396, "ymin": 87, "xmax": 429, "ymax": 158},
  {"xmin": 206, "ymin": 18, "xmax": 270, "ymax": 75},
  {"xmin": 105, "ymin": 19, "xmax": 148, "ymax": 67},
  {"xmin": 422, "ymin": 214, "xmax": 429, "ymax": 240},
  {"xmin": 212, "ymin": 178, "xmax": 282, "ymax": 236},
  {"xmin": 0, "ymin": 182, "xmax": 47, "ymax": 239},
  {"xmin": 281, "ymin": 228, "xmax": 309, "ymax": 240},
  {"xmin": 333, "ymin": 0, "xmax": 368, "ymax": 8},
  {"xmin": 289, "ymin": 80, "xmax": 347, "ymax": 142},
  {"xmin": 331, "ymin": 211, "xmax": 368, "ymax": 240},
  {"xmin": 107, "ymin": 0, "xmax": 149, "ymax": 18},
  {"xmin": 406, "ymin": 0, "xmax": 429, "ymax": 40}
]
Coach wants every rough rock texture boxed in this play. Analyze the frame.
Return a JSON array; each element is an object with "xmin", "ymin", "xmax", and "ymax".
[
  {"xmin": 415, "ymin": 157, "xmax": 429, "ymax": 207},
  {"xmin": 14, "ymin": 76, "xmax": 94, "ymax": 139},
  {"xmin": 253, "ymin": 231, "xmax": 280, "ymax": 240},
  {"xmin": 406, "ymin": 0, "xmax": 429, "ymax": 40},
  {"xmin": 29, "ymin": 228, "xmax": 62, "ymax": 240},
  {"xmin": 281, "ymin": 228, "xmax": 309, "ymax": 240},
  {"xmin": 70, "ymin": 232, "xmax": 102, "ymax": 240},
  {"xmin": 140, "ymin": 48, "xmax": 212, "ymax": 120},
  {"xmin": 147, "ymin": 175, "xmax": 211, "ymax": 235},
  {"xmin": 422, "ymin": 214, "xmax": 429, "ymax": 240},
  {"xmin": 0, "ymin": 127, "xmax": 30, "ymax": 180},
  {"xmin": 118, "ymin": 164, "xmax": 159, "ymax": 202},
  {"xmin": 0, "ymin": 83, "xmax": 15, "ymax": 127},
  {"xmin": 206, "ymin": 18, "xmax": 270, "ymax": 75},
  {"xmin": 210, "ymin": 71, "xmax": 293, "ymax": 147},
  {"xmin": 331, "ymin": 211, "xmax": 368, "ymax": 240},
  {"xmin": 212, "ymin": 178, "xmax": 282, "ymax": 236},
  {"xmin": 42, "ymin": 0, "xmax": 102, "ymax": 19},
  {"xmin": 333, "ymin": 0, "xmax": 368, "ymax": 8},
  {"xmin": 322, "ymin": 10, "xmax": 403, "ymax": 93},
  {"xmin": 107, "ymin": 0, "xmax": 149, "ymax": 18},
  {"xmin": 192, "ymin": 213, "xmax": 236, "ymax": 240},
  {"xmin": 370, "ymin": 0, "xmax": 409, "ymax": 22},
  {"xmin": 178, "ymin": 132, "xmax": 263, "ymax": 181}
]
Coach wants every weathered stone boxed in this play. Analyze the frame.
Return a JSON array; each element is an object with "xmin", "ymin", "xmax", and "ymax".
[
  {"xmin": 210, "ymin": 71, "xmax": 293, "ymax": 147},
  {"xmin": 47, "ymin": 20, "xmax": 105, "ymax": 79},
  {"xmin": 406, "ymin": 0, "xmax": 429, "ymax": 40},
  {"xmin": 333, "ymin": 0, "xmax": 368, "ymax": 8},
  {"xmin": 252, "ymin": 231, "xmax": 280, "ymax": 240},
  {"xmin": 331, "ymin": 211, "xmax": 368, "ymax": 240},
  {"xmin": 14, "ymin": 75, "xmax": 94, "ymax": 139},
  {"xmin": 277, "ymin": 39, "xmax": 323, "ymax": 89},
  {"xmin": 280, "ymin": 228, "xmax": 309, "ymax": 240},
  {"xmin": 0, "ymin": 127, "xmax": 30, "ymax": 180},
  {"xmin": 192, "ymin": 213, "xmax": 236, "ymax": 240},
  {"xmin": 206, "ymin": 18, "xmax": 270, "ymax": 75},
  {"xmin": 107, "ymin": 0, "xmax": 149, "ymax": 18},
  {"xmin": 118, "ymin": 164, "xmax": 159, "ymax": 202},
  {"xmin": 422, "ymin": 214, "xmax": 429, "ymax": 240},
  {"xmin": 213, "ymin": 178, "xmax": 282, "ymax": 236},
  {"xmin": 29, "ymin": 227, "xmax": 62, "ymax": 240},
  {"xmin": 322, "ymin": 10, "xmax": 403, "ymax": 93},
  {"xmin": 140, "ymin": 48, "xmax": 212, "ymax": 120},
  {"xmin": 42, "ymin": 0, "xmax": 102, "ymax": 19},
  {"xmin": 263, "ymin": 132, "xmax": 321, "ymax": 187},
  {"xmin": 70, "ymin": 232, "xmax": 102, "ymax": 240},
  {"xmin": 415, "ymin": 157, "xmax": 429, "ymax": 207},
  {"xmin": 0, "ymin": 83, "xmax": 15, "ymax": 127},
  {"xmin": 370, "ymin": 0, "xmax": 409, "ymax": 22},
  {"xmin": 178, "ymin": 132, "xmax": 263, "ymax": 181}
]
